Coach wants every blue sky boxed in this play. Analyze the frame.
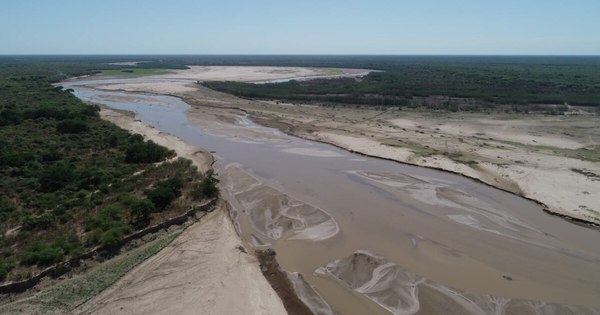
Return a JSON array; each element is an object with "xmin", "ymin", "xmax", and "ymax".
[{"xmin": 1, "ymin": 0, "xmax": 599, "ymax": 55}]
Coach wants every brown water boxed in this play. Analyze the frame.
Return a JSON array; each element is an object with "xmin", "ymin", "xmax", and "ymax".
[{"xmin": 65, "ymin": 79, "xmax": 600, "ymax": 315}]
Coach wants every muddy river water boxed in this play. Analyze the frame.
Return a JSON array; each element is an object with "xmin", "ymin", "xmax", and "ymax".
[{"xmin": 64, "ymin": 79, "xmax": 600, "ymax": 315}]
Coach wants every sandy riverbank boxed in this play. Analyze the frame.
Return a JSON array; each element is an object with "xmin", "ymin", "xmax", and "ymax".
[
  {"xmin": 91, "ymin": 65, "xmax": 373, "ymax": 98},
  {"xmin": 100, "ymin": 108, "xmax": 213, "ymax": 173},
  {"xmin": 75, "ymin": 204, "xmax": 287, "ymax": 315},
  {"xmin": 148, "ymin": 65, "xmax": 373, "ymax": 82}
]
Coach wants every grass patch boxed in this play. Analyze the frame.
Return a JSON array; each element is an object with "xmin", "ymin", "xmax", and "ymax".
[
  {"xmin": 442, "ymin": 152, "xmax": 480, "ymax": 168},
  {"xmin": 382, "ymin": 139, "xmax": 480, "ymax": 169},
  {"xmin": 0, "ymin": 228, "xmax": 181, "ymax": 314},
  {"xmin": 308, "ymin": 67, "xmax": 345, "ymax": 76},
  {"xmin": 382, "ymin": 139, "xmax": 437, "ymax": 157}
]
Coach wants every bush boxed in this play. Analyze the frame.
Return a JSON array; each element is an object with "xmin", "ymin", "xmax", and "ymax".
[
  {"xmin": 21, "ymin": 242, "xmax": 64, "ymax": 266},
  {"xmin": 146, "ymin": 187, "xmax": 176, "ymax": 210},
  {"xmin": 124, "ymin": 141, "xmax": 171, "ymax": 163},
  {"xmin": 130, "ymin": 198, "xmax": 156, "ymax": 227},
  {"xmin": 100, "ymin": 227, "xmax": 125, "ymax": 248},
  {"xmin": 192, "ymin": 170, "xmax": 219, "ymax": 200},
  {"xmin": 24, "ymin": 107, "xmax": 68, "ymax": 120},
  {"xmin": 79, "ymin": 104, "xmax": 99, "ymax": 117},
  {"xmin": 22, "ymin": 213, "xmax": 54, "ymax": 231},
  {"xmin": 41, "ymin": 151, "xmax": 62, "ymax": 162},
  {"xmin": 0, "ymin": 108, "xmax": 22, "ymax": 125},
  {"xmin": 0, "ymin": 258, "xmax": 16, "ymax": 280},
  {"xmin": 86, "ymin": 204, "xmax": 123, "ymax": 232},
  {"xmin": 86, "ymin": 205, "xmax": 129, "ymax": 247},
  {"xmin": 0, "ymin": 198, "xmax": 16, "ymax": 221},
  {"xmin": 56, "ymin": 119, "xmax": 89, "ymax": 134},
  {"xmin": 38, "ymin": 162, "xmax": 75, "ymax": 192},
  {"xmin": 52, "ymin": 236, "xmax": 84, "ymax": 257},
  {"xmin": 0, "ymin": 151, "xmax": 36, "ymax": 167},
  {"xmin": 77, "ymin": 168, "xmax": 110, "ymax": 190},
  {"xmin": 145, "ymin": 177, "xmax": 183, "ymax": 210}
]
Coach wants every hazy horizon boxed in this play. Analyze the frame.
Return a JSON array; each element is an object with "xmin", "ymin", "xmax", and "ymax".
[{"xmin": 2, "ymin": 0, "xmax": 599, "ymax": 55}]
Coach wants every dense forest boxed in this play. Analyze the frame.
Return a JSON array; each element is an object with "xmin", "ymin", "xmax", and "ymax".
[
  {"xmin": 0, "ymin": 63, "xmax": 217, "ymax": 282},
  {"xmin": 201, "ymin": 56, "xmax": 600, "ymax": 109}
]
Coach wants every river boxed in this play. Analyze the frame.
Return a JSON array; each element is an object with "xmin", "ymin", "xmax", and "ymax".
[{"xmin": 63, "ymin": 79, "xmax": 600, "ymax": 315}]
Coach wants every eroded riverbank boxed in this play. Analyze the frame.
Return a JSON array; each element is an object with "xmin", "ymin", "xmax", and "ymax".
[{"xmin": 61, "ymin": 76, "xmax": 600, "ymax": 315}]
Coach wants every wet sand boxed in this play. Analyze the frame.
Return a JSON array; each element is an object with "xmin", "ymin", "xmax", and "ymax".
[{"xmin": 63, "ymin": 76, "xmax": 600, "ymax": 314}]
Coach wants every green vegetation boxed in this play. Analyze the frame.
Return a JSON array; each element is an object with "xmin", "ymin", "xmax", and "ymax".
[
  {"xmin": 383, "ymin": 140, "xmax": 479, "ymax": 168},
  {"xmin": 124, "ymin": 138, "xmax": 172, "ymax": 163},
  {"xmin": 192, "ymin": 169, "xmax": 220, "ymax": 200},
  {"xmin": 145, "ymin": 177, "xmax": 183, "ymax": 210},
  {"xmin": 198, "ymin": 56, "xmax": 600, "ymax": 109},
  {"xmin": 0, "ymin": 259, "xmax": 16, "ymax": 281},
  {"xmin": 0, "ymin": 63, "xmax": 214, "ymax": 282}
]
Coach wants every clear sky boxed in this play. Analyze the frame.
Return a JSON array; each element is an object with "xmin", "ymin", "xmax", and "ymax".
[{"xmin": 1, "ymin": 0, "xmax": 599, "ymax": 55}]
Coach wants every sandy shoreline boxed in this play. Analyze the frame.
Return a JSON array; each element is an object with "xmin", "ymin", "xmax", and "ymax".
[{"xmin": 148, "ymin": 65, "xmax": 373, "ymax": 82}]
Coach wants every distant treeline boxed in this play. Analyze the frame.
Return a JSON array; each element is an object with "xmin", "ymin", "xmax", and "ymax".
[
  {"xmin": 199, "ymin": 56, "xmax": 600, "ymax": 108},
  {"xmin": 2, "ymin": 55, "xmax": 600, "ymax": 107}
]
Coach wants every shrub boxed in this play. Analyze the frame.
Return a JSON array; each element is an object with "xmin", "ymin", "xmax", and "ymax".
[
  {"xmin": 0, "ymin": 108, "xmax": 22, "ymax": 125},
  {"xmin": 0, "ymin": 198, "xmax": 16, "ymax": 221},
  {"xmin": 100, "ymin": 227, "xmax": 125, "ymax": 248},
  {"xmin": 40, "ymin": 151, "xmax": 63, "ymax": 162},
  {"xmin": 0, "ymin": 152, "xmax": 36, "ymax": 167},
  {"xmin": 56, "ymin": 119, "xmax": 89, "ymax": 134},
  {"xmin": 38, "ymin": 162, "xmax": 75, "ymax": 192},
  {"xmin": 145, "ymin": 177, "xmax": 183, "ymax": 210},
  {"xmin": 0, "ymin": 258, "xmax": 16, "ymax": 280},
  {"xmin": 192, "ymin": 170, "xmax": 219, "ymax": 200},
  {"xmin": 124, "ymin": 141, "xmax": 171, "ymax": 163},
  {"xmin": 21, "ymin": 213, "xmax": 54, "ymax": 231},
  {"xmin": 52, "ymin": 236, "xmax": 84, "ymax": 257},
  {"xmin": 86, "ymin": 204, "xmax": 123, "ymax": 232},
  {"xmin": 86, "ymin": 205, "xmax": 130, "ymax": 247},
  {"xmin": 21, "ymin": 242, "xmax": 64, "ymax": 266},
  {"xmin": 24, "ymin": 107, "xmax": 67, "ymax": 120},
  {"xmin": 130, "ymin": 198, "xmax": 156, "ymax": 227},
  {"xmin": 146, "ymin": 186, "xmax": 176, "ymax": 210},
  {"xmin": 107, "ymin": 134, "xmax": 119, "ymax": 147},
  {"xmin": 79, "ymin": 104, "xmax": 99, "ymax": 117},
  {"xmin": 77, "ymin": 169, "xmax": 110, "ymax": 190}
]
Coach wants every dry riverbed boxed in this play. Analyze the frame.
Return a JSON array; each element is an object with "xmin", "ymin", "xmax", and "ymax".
[{"xmin": 100, "ymin": 72, "xmax": 599, "ymax": 226}]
